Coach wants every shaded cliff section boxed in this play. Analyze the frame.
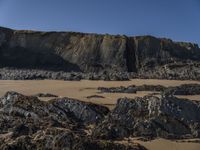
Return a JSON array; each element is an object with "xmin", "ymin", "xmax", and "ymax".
[{"xmin": 0, "ymin": 26, "xmax": 199, "ymax": 73}]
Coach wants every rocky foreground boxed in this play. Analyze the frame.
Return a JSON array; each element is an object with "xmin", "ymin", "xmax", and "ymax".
[
  {"xmin": 0, "ymin": 91, "xmax": 145, "ymax": 150},
  {"xmin": 0, "ymin": 89, "xmax": 200, "ymax": 149}
]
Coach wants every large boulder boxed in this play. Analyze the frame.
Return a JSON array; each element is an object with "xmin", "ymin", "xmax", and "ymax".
[
  {"xmin": 92, "ymin": 95, "xmax": 200, "ymax": 140},
  {"xmin": 0, "ymin": 91, "xmax": 109, "ymax": 131},
  {"xmin": 50, "ymin": 97, "xmax": 109, "ymax": 124}
]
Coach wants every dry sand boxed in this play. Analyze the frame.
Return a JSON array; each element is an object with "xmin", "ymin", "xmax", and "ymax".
[
  {"xmin": 0, "ymin": 79, "xmax": 200, "ymax": 150},
  {"xmin": 0, "ymin": 79, "xmax": 199, "ymax": 108},
  {"xmin": 136, "ymin": 138, "xmax": 200, "ymax": 150}
]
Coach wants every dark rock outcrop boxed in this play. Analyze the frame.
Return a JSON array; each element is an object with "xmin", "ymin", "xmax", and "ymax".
[
  {"xmin": 0, "ymin": 91, "xmax": 147, "ymax": 149},
  {"xmin": 98, "ymin": 86, "xmax": 137, "ymax": 93},
  {"xmin": 97, "ymin": 84, "xmax": 200, "ymax": 96},
  {"xmin": 98, "ymin": 85, "xmax": 166, "ymax": 93},
  {"xmin": 33, "ymin": 93, "xmax": 58, "ymax": 97},
  {"xmin": 0, "ymin": 68, "xmax": 130, "ymax": 81},
  {"xmin": 0, "ymin": 128, "xmax": 146, "ymax": 150},
  {"xmin": 0, "ymin": 91, "xmax": 109, "ymax": 126},
  {"xmin": 50, "ymin": 97, "xmax": 109, "ymax": 124},
  {"xmin": 86, "ymin": 95, "xmax": 105, "ymax": 99},
  {"xmin": 92, "ymin": 95, "xmax": 200, "ymax": 140},
  {"xmin": 165, "ymin": 84, "xmax": 200, "ymax": 95},
  {"xmin": 136, "ymin": 85, "xmax": 167, "ymax": 92},
  {"xmin": 0, "ymin": 27, "xmax": 200, "ymax": 80},
  {"xmin": 137, "ymin": 62, "xmax": 200, "ymax": 80}
]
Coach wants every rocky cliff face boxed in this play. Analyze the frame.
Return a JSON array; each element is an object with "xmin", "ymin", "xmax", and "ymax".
[{"xmin": 0, "ymin": 26, "xmax": 200, "ymax": 75}]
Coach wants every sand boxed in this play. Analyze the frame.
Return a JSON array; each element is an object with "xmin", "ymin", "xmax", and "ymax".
[
  {"xmin": 136, "ymin": 138, "xmax": 200, "ymax": 150},
  {"xmin": 0, "ymin": 79, "xmax": 199, "ymax": 109}
]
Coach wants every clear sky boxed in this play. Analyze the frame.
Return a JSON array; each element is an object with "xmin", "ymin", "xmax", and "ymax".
[{"xmin": 0, "ymin": 0, "xmax": 199, "ymax": 45}]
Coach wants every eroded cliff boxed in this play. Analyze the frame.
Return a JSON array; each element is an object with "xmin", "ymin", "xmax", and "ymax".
[{"xmin": 0, "ymin": 26, "xmax": 200, "ymax": 79}]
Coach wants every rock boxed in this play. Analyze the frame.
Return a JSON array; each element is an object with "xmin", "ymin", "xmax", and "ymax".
[
  {"xmin": 167, "ymin": 84, "xmax": 200, "ymax": 95},
  {"xmin": 0, "ymin": 91, "xmax": 76, "ymax": 133},
  {"xmin": 98, "ymin": 84, "xmax": 166, "ymax": 93},
  {"xmin": 33, "ymin": 93, "xmax": 58, "ymax": 97},
  {"xmin": 1, "ymin": 89, "xmax": 200, "ymax": 149},
  {"xmin": 0, "ymin": 91, "xmax": 146, "ymax": 150},
  {"xmin": 136, "ymin": 85, "xmax": 166, "ymax": 92},
  {"xmin": 0, "ymin": 27, "xmax": 200, "ymax": 80},
  {"xmin": 98, "ymin": 86, "xmax": 137, "ymax": 93},
  {"xmin": 0, "ymin": 91, "xmax": 110, "ymax": 127},
  {"xmin": 0, "ymin": 128, "xmax": 146, "ymax": 150},
  {"xmin": 137, "ymin": 62, "xmax": 200, "ymax": 80},
  {"xmin": 50, "ymin": 97, "xmax": 110, "ymax": 124},
  {"xmin": 97, "ymin": 84, "xmax": 200, "ymax": 95},
  {"xmin": 92, "ymin": 95, "xmax": 200, "ymax": 140},
  {"xmin": 0, "ymin": 135, "xmax": 36, "ymax": 150},
  {"xmin": 74, "ymin": 139, "xmax": 147, "ymax": 150},
  {"xmin": 0, "ymin": 68, "xmax": 130, "ymax": 81},
  {"xmin": 86, "ymin": 95, "xmax": 105, "ymax": 99}
]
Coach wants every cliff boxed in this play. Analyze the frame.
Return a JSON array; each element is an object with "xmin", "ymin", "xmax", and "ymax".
[{"xmin": 0, "ymin": 26, "xmax": 199, "ymax": 74}]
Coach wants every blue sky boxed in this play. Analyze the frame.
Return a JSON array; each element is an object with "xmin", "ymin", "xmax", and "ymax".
[{"xmin": 0, "ymin": 0, "xmax": 200, "ymax": 45}]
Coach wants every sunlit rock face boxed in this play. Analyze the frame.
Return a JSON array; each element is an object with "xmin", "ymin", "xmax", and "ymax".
[
  {"xmin": 92, "ymin": 95, "xmax": 200, "ymax": 140},
  {"xmin": 0, "ymin": 26, "xmax": 200, "ymax": 74}
]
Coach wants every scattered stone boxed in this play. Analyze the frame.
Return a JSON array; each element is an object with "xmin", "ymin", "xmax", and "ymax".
[
  {"xmin": 0, "ymin": 65, "xmax": 200, "ymax": 80},
  {"xmin": 33, "ymin": 93, "xmax": 58, "ymax": 97},
  {"xmin": 86, "ymin": 95, "xmax": 105, "ymax": 99},
  {"xmin": 98, "ymin": 86, "xmax": 137, "ymax": 93},
  {"xmin": 0, "ymin": 68, "xmax": 130, "ymax": 81}
]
